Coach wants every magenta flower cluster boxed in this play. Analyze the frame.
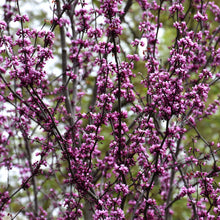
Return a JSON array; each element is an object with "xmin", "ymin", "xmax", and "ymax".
[{"xmin": 0, "ymin": 0, "xmax": 220, "ymax": 219}]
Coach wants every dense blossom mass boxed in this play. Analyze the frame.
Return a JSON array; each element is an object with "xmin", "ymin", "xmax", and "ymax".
[{"xmin": 0, "ymin": 0, "xmax": 220, "ymax": 219}]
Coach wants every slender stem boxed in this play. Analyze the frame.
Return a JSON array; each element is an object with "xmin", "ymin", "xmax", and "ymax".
[{"xmin": 56, "ymin": 0, "xmax": 74, "ymax": 127}]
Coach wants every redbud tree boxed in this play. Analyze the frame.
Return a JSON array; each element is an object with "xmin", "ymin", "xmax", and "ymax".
[{"xmin": 0, "ymin": 0, "xmax": 220, "ymax": 219}]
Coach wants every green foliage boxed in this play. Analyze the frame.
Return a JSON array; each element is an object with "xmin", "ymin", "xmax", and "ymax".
[{"xmin": 172, "ymin": 198, "xmax": 191, "ymax": 220}]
